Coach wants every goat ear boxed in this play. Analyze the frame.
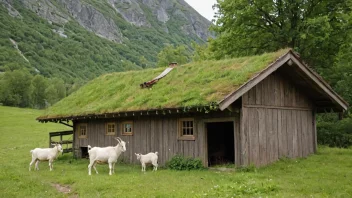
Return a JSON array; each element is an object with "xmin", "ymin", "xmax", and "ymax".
[{"xmin": 135, "ymin": 153, "xmax": 137, "ymax": 156}]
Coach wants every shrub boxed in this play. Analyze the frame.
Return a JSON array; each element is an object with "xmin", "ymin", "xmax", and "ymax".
[
  {"xmin": 317, "ymin": 116, "xmax": 352, "ymax": 148},
  {"xmin": 166, "ymin": 155, "xmax": 204, "ymax": 170}
]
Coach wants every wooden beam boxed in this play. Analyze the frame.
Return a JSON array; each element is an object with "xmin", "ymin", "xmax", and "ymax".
[
  {"xmin": 219, "ymin": 53, "xmax": 291, "ymax": 110},
  {"xmin": 59, "ymin": 121, "xmax": 73, "ymax": 128},
  {"xmin": 203, "ymin": 117, "xmax": 237, "ymax": 123},
  {"xmin": 243, "ymin": 105, "xmax": 311, "ymax": 111}
]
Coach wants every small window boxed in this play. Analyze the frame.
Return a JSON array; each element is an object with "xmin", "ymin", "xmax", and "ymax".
[
  {"xmin": 78, "ymin": 123, "xmax": 87, "ymax": 138},
  {"xmin": 178, "ymin": 118, "xmax": 195, "ymax": 140},
  {"xmin": 121, "ymin": 121, "xmax": 133, "ymax": 136},
  {"xmin": 105, "ymin": 122, "xmax": 116, "ymax": 136}
]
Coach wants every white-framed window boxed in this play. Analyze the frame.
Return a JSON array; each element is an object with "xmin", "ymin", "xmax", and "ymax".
[{"xmin": 121, "ymin": 121, "xmax": 133, "ymax": 136}]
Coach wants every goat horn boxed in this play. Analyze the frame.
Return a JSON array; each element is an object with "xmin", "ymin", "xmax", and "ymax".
[
  {"xmin": 114, "ymin": 137, "xmax": 121, "ymax": 143},
  {"xmin": 116, "ymin": 137, "xmax": 123, "ymax": 142}
]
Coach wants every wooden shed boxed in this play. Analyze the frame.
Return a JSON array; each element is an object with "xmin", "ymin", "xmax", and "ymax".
[{"xmin": 37, "ymin": 49, "xmax": 348, "ymax": 167}]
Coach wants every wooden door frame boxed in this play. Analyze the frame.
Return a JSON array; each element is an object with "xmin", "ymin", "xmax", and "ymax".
[{"xmin": 203, "ymin": 117, "xmax": 237, "ymax": 167}]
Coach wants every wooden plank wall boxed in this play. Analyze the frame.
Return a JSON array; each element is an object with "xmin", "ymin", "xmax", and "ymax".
[
  {"xmin": 241, "ymin": 72, "xmax": 316, "ymax": 166},
  {"xmin": 73, "ymin": 112, "xmax": 239, "ymax": 166}
]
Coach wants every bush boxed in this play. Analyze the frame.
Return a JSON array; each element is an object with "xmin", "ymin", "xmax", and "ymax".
[
  {"xmin": 166, "ymin": 155, "xmax": 204, "ymax": 170},
  {"xmin": 317, "ymin": 116, "xmax": 352, "ymax": 148}
]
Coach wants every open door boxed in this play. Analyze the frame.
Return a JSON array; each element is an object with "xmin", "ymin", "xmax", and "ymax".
[
  {"xmin": 81, "ymin": 147, "xmax": 89, "ymax": 158},
  {"xmin": 207, "ymin": 122, "xmax": 234, "ymax": 166}
]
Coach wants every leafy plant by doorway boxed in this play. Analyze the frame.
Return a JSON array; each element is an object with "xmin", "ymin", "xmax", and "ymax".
[{"xmin": 166, "ymin": 155, "xmax": 204, "ymax": 170}]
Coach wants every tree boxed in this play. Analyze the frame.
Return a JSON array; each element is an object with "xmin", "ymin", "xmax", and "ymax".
[
  {"xmin": 191, "ymin": 42, "xmax": 214, "ymax": 62},
  {"xmin": 331, "ymin": 38, "xmax": 352, "ymax": 114},
  {"xmin": 211, "ymin": 0, "xmax": 352, "ymax": 72},
  {"xmin": 139, "ymin": 56, "xmax": 148, "ymax": 68},
  {"xmin": 45, "ymin": 78, "xmax": 66, "ymax": 106},
  {"xmin": 31, "ymin": 75, "xmax": 48, "ymax": 109},
  {"xmin": 157, "ymin": 45, "xmax": 191, "ymax": 67},
  {"xmin": 0, "ymin": 69, "xmax": 32, "ymax": 107}
]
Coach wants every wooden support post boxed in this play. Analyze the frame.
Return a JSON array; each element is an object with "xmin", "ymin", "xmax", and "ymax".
[
  {"xmin": 313, "ymin": 109, "xmax": 317, "ymax": 153},
  {"xmin": 338, "ymin": 112, "xmax": 343, "ymax": 120},
  {"xmin": 59, "ymin": 121, "xmax": 73, "ymax": 128}
]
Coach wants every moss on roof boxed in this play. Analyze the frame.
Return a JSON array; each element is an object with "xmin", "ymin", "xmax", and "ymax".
[{"xmin": 40, "ymin": 49, "xmax": 290, "ymax": 119}]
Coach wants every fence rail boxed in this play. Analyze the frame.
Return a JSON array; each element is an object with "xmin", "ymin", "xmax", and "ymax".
[{"xmin": 49, "ymin": 130, "xmax": 73, "ymax": 153}]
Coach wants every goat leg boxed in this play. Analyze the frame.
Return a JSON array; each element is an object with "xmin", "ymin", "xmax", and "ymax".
[
  {"xmin": 109, "ymin": 163, "xmax": 113, "ymax": 175},
  {"xmin": 93, "ymin": 161, "xmax": 99, "ymax": 174},
  {"xmin": 49, "ymin": 159, "xmax": 53, "ymax": 171},
  {"xmin": 35, "ymin": 160, "xmax": 40, "ymax": 171},
  {"xmin": 29, "ymin": 158, "xmax": 37, "ymax": 171}
]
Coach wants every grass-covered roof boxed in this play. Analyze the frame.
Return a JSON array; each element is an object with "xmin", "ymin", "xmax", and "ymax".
[{"xmin": 39, "ymin": 49, "xmax": 290, "ymax": 119}]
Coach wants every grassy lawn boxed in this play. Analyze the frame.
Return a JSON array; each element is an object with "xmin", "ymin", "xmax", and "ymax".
[{"xmin": 0, "ymin": 106, "xmax": 351, "ymax": 197}]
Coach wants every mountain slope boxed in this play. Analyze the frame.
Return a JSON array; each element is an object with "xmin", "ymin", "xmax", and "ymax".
[{"xmin": 0, "ymin": 0, "xmax": 212, "ymax": 82}]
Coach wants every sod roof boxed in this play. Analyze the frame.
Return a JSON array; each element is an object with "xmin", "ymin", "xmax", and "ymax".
[{"xmin": 39, "ymin": 49, "xmax": 291, "ymax": 120}]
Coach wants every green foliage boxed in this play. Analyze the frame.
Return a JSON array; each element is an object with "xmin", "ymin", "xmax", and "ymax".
[
  {"xmin": 317, "ymin": 114, "xmax": 352, "ymax": 148},
  {"xmin": 0, "ymin": 69, "xmax": 67, "ymax": 109},
  {"xmin": 0, "ymin": 69, "xmax": 32, "ymax": 107},
  {"xmin": 45, "ymin": 78, "xmax": 67, "ymax": 106},
  {"xmin": 1, "ymin": 106, "xmax": 352, "ymax": 197},
  {"xmin": 331, "ymin": 40, "xmax": 352, "ymax": 115},
  {"xmin": 191, "ymin": 41, "xmax": 214, "ymax": 62},
  {"xmin": 0, "ymin": 0, "xmax": 208, "ymax": 83},
  {"xmin": 156, "ymin": 45, "xmax": 191, "ymax": 67},
  {"xmin": 200, "ymin": 181, "xmax": 278, "ymax": 197},
  {"xmin": 41, "ymin": 49, "xmax": 288, "ymax": 118},
  {"xmin": 211, "ymin": 0, "xmax": 352, "ymax": 72},
  {"xmin": 31, "ymin": 75, "xmax": 48, "ymax": 109},
  {"xmin": 166, "ymin": 155, "xmax": 204, "ymax": 170}
]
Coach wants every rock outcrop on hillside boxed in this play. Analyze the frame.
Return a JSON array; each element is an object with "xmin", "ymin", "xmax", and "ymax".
[
  {"xmin": 2, "ymin": 0, "xmax": 212, "ymax": 42},
  {"xmin": 0, "ymin": 0, "xmax": 213, "ymax": 82}
]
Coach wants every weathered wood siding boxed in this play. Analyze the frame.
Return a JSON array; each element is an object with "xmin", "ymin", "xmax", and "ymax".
[
  {"xmin": 241, "ymin": 71, "xmax": 316, "ymax": 166},
  {"xmin": 73, "ymin": 112, "xmax": 240, "ymax": 166}
]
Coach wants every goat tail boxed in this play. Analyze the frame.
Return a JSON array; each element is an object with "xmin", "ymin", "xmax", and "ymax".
[
  {"xmin": 30, "ymin": 150, "xmax": 33, "ymax": 154},
  {"xmin": 155, "ymin": 151, "xmax": 158, "ymax": 156}
]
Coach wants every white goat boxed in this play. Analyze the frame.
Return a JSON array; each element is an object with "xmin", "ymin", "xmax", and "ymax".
[
  {"xmin": 29, "ymin": 143, "xmax": 63, "ymax": 171},
  {"xmin": 88, "ymin": 137, "xmax": 126, "ymax": 175},
  {"xmin": 135, "ymin": 152, "xmax": 158, "ymax": 172}
]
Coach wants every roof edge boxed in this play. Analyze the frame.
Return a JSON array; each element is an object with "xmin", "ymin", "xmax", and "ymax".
[
  {"xmin": 218, "ymin": 50, "xmax": 348, "ymax": 111},
  {"xmin": 218, "ymin": 51, "xmax": 292, "ymax": 110},
  {"xmin": 288, "ymin": 53, "xmax": 348, "ymax": 111},
  {"xmin": 36, "ymin": 105, "xmax": 220, "ymax": 122}
]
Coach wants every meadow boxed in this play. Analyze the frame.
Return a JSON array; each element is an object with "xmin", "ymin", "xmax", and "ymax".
[{"xmin": 0, "ymin": 106, "xmax": 351, "ymax": 198}]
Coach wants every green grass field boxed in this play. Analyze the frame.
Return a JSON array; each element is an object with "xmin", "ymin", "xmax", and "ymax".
[{"xmin": 0, "ymin": 106, "xmax": 351, "ymax": 198}]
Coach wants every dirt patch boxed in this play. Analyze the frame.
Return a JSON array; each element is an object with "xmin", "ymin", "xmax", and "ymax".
[{"xmin": 51, "ymin": 183, "xmax": 78, "ymax": 198}]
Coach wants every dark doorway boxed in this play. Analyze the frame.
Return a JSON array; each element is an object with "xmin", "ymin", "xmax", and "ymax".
[
  {"xmin": 207, "ymin": 122, "xmax": 234, "ymax": 166},
  {"xmin": 81, "ymin": 147, "xmax": 89, "ymax": 158}
]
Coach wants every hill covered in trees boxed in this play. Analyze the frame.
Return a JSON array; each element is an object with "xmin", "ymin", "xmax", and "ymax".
[
  {"xmin": 0, "ymin": 0, "xmax": 212, "ymax": 108},
  {"xmin": 0, "ymin": 0, "xmax": 212, "ymax": 82}
]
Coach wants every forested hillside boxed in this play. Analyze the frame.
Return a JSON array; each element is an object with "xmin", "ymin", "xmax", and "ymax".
[
  {"xmin": 0, "ymin": 0, "xmax": 212, "ymax": 108},
  {"xmin": 0, "ymin": 0, "xmax": 211, "ymax": 82}
]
